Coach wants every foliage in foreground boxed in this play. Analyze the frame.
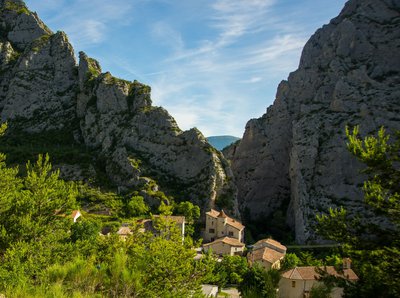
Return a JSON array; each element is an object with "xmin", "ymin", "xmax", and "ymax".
[
  {"xmin": 316, "ymin": 126, "xmax": 400, "ymax": 298},
  {"xmin": 0, "ymin": 123, "xmax": 206, "ymax": 297}
]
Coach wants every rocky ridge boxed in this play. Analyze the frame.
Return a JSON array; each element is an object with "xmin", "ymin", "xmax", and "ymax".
[
  {"xmin": 227, "ymin": 0, "xmax": 400, "ymax": 243},
  {"xmin": 0, "ymin": 0, "xmax": 238, "ymax": 214}
]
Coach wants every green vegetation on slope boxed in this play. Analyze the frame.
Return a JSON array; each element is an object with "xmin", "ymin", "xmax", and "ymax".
[{"xmin": 1, "ymin": 0, "xmax": 30, "ymax": 15}]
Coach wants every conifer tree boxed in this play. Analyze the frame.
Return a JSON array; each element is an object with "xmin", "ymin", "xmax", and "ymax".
[{"xmin": 316, "ymin": 126, "xmax": 400, "ymax": 297}]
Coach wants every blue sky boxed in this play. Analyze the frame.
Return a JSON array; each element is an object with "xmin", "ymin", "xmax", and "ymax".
[{"xmin": 24, "ymin": 0, "xmax": 347, "ymax": 137}]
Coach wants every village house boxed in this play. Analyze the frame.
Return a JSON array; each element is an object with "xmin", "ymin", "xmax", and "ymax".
[
  {"xmin": 116, "ymin": 226, "xmax": 133, "ymax": 240},
  {"xmin": 203, "ymin": 236, "xmax": 245, "ymax": 256},
  {"xmin": 279, "ymin": 259, "xmax": 358, "ymax": 298},
  {"xmin": 247, "ymin": 238, "xmax": 287, "ymax": 270},
  {"xmin": 203, "ymin": 209, "xmax": 244, "ymax": 243}
]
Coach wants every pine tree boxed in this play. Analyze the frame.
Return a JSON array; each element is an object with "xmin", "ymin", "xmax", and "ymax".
[{"xmin": 316, "ymin": 126, "xmax": 400, "ymax": 297}]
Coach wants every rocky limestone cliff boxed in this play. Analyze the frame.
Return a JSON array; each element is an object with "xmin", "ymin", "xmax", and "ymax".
[
  {"xmin": 228, "ymin": 0, "xmax": 400, "ymax": 243},
  {"xmin": 0, "ymin": 0, "xmax": 238, "ymax": 214}
]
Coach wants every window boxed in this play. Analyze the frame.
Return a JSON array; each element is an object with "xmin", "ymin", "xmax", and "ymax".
[
  {"xmin": 209, "ymin": 228, "xmax": 215, "ymax": 233},
  {"xmin": 292, "ymin": 281, "xmax": 296, "ymax": 288},
  {"xmin": 228, "ymin": 231, "xmax": 234, "ymax": 237}
]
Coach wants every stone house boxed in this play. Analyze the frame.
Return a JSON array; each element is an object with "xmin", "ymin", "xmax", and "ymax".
[
  {"xmin": 116, "ymin": 226, "xmax": 133, "ymax": 240},
  {"xmin": 247, "ymin": 238, "xmax": 286, "ymax": 270},
  {"xmin": 203, "ymin": 237, "xmax": 245, "ymax": 256},
  {"xmin": 203, "ymin": 209, "xmax": 244, "ymax": 243},
  {"xmin": 279, "ymin": 259, "xmax": 358, "ymax": 298}
]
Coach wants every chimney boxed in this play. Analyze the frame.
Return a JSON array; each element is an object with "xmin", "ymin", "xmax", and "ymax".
[
  {"xmin": 218, "ymin": 210, "xmax": 227, "ymax": 223},
  {"xmin": 343, "ymin": 258, "xmax": 352, "ymax": 270}
]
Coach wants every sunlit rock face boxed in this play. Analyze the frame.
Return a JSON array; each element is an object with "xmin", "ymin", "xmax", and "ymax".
[
  {"xmin": 0, "ymin": 1, "xmax": 238, "ymax": 216},
  {"xmin": 228, "ymin": 0, "xmax": 400, "ymax": 243}
]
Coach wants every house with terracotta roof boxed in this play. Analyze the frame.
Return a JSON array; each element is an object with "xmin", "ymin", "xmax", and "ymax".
[
  {"xmin": 203, "ymin": 237, "xmax": 245, "ymax": 256},
  {"xmin": 203, "ymin": 209, "xmax": 245, "ymax": 243},
  {"xmin": 279, "ymin": 259, "xmax": 358, "ymax": 298},
  {"xmin": 247, "ymin": 238, "xmax": 286, "ymax": 270},
  {"xmin": 253, "ymin": 238, "xmax": 287, "ymax": 253},
  {"xmin": 117, "ymin": 226, "xmax": 133, "ymax": 239}
]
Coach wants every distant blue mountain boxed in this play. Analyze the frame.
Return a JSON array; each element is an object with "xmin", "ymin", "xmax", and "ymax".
[{"xmin": 207, "ymin": 135, "xmax": 241, "ymax": 151}]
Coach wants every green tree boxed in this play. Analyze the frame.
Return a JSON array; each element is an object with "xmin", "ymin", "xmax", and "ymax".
[
  {"xmin": 309, "ymin": 283, "xmax": 332, "ymax": 298},
  {"xmin": 70, "ymin": 218, "xmax": 101, "ymax": 242},
  {"xmin": 280, "ymin": 253, "xmax": 300, "ymax": 270},
  {"xmin": 158, "ymin": 200, "xmax": 173, "ymax": 215},
  {"xmin": 126, "ymin": 195, "xmax": 149, "ymax": 217},
  {"xmin": 175, "ymin": 201, "xmax": 200, "ymax": 223},
  {"xmin": 0, "ymin": 122, "xmax": 20, "ymax": 214},
  {"xmin": 316, "ymin": 126, "xmax": 400, "ymax": 297},
  {"xmin": 0, "ymin": 154, "xmax": 77, "ymax": 250},
  {"xmin": 0, "ymin": 154, "xmax": 78, "ymax": 289},
  {"xmin": 238, "ymin": 265, "xmax": 280, "ymax": 298},
  {"xmin": 214, "ymin": 255, "xmax": 249, "ymax": 287},
  {"xmin": 175, "ymin": 201, "xmax": 200, "ymax": 236}
]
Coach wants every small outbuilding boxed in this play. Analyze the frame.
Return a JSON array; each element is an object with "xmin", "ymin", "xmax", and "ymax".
[{"xmin": 203, "ymin": 236, "xmax": 245, "ymax": 256}]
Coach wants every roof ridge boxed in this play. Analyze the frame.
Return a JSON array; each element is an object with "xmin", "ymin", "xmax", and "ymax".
[{"xmin": 289, "ymin": 267, "xmax": 299, "ymax": 279}]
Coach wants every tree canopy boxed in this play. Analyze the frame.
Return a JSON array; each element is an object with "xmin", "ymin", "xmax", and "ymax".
[{"xmin": 316, "ymin": 126, "xmax": 400, "ymax": 297}]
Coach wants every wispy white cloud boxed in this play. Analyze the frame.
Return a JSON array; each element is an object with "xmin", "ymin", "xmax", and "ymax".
[
  {"xmin": 210, "ymin": 0, "xmax": 275, "ymax": 44},
  {"xmin": 65, "ymin": 20, "xmax": 107, "ymax": 46},
  {"xmin": 241, "ymin": 77, "xmax": 263, "ymax": 84},
  {"xmin": 151, "ymin": 22, "xmax": 184, "ymax": 51},
  {"xmin": 26, "ymin": 0, "xmax": 135, "ymax": 48},
  {"xmin": 146, "ymin": 0, "xmax": 310, "ymax": 135}
]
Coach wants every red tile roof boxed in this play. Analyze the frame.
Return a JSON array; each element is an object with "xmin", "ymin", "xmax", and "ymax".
[
  {"xmin": 218, "ymin": 210, "xmax": 228, "ymax": 218},
  {"xmin": 249, "ymin": 247, "xmax": 285, "ymax": 264},
  {"xmin": 203, "ymin": 237, "xmax": 245, "ymax": 247},
  {"xmin": 226, "ymin": 217, "xmax": 245, "ymax": 230},
  {"xmin": 206, "ymin": 209, "xmax": 244, "ymax": 230},
  {"xmin": 206, "ymin": 209, "xmax": 220, "ymax": 217},
  {"xmin": 254, "ymin": 238, "xmax": 287, "ymax": 251},
  {"xmin": 281, "ymin": 266, "xmax": 358, "ymax": 281}
]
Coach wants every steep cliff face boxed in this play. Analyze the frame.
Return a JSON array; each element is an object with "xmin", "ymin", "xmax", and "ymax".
[
  {"xmin": 0, "ymin": 0, "xmax": 76, "ymax": 131},
  {"xmin": 229, "ymin": 0, "xmax": 400, "ymax": 243},
  {"xmin": 0, "ymin": 0, "xmax": 237, "ymax": 214}
]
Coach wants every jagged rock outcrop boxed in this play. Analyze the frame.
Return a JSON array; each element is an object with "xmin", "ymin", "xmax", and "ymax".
[
  {"xmin": 77, "ymin": 53, "xmax": 237, "ymax": 211},
  {"xmin": 228, "ymin": 0, "xmax": 400, "ymax": 243},
  {"xmin": 0, "ymin": 0, "xmax": 238, "ymax": 214},
  {"xmin": 0, "ymin": 1, "xmax": 76, "ymax": 131}
]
